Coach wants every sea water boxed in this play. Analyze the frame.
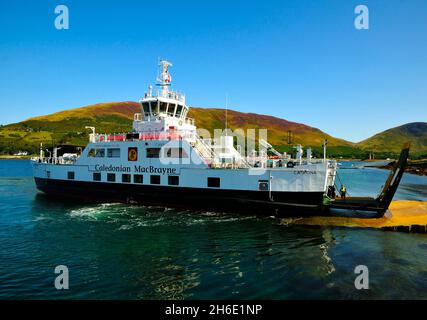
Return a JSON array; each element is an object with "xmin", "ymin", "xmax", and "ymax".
[{"xmin": 0, "ymin": 160, "xmax": 427, "ymax": 299}]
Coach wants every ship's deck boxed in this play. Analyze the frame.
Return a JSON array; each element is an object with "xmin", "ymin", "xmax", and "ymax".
[{"xmin": 325, "ymin": 196, "xmax": 381, "ymax": 213}]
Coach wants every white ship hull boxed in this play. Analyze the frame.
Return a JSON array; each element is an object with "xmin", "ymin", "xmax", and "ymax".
[
  {"xmin": 32, "ymin": 60, "xmax": 338, "ymax": 216},
  {"xmin": 32, "ymin": 142, "xmax": 334, "ymax": 215}
]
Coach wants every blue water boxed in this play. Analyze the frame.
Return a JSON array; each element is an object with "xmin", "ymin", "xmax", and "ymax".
[{"xmin": 1, "ymin": 159, "xmax": 427, "ymax": 299}]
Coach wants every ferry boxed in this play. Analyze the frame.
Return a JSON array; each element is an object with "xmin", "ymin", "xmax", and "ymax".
[{"xmin": 32, "ymin": 60, "xmax": 409, "ymax": 216}]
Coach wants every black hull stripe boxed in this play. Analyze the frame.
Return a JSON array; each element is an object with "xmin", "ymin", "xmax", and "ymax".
[{"xmin": 34, "ymin": 178, "xmax": 324, "ymax": 215}]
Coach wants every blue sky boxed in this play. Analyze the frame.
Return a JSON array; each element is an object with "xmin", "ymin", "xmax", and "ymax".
[{"xmin": 0, "ymin": 0, "xmax": 426, "ymax": 142}]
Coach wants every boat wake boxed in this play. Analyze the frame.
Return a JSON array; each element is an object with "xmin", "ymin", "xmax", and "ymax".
[
  {"xmin": 65, "ymin": 203, "xmax": 259, "ymax": 229},
  {"xmin": 68, "ymin": 203, "xmax": 126, "ymax": 220}
]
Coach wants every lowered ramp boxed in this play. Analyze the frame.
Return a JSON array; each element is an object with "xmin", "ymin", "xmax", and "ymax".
[{"xmin": 324, "ymin": 143, "xmax": 411, "ymax": 218}]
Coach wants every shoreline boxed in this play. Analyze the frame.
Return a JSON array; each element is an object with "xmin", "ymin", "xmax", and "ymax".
[
  {"xmin": 372, "ymin": 161, "xmax": 427, "ymax": 176},
  {"xmin": 0, "ymin": 155, "xmax": 33, "ymax": 160}
]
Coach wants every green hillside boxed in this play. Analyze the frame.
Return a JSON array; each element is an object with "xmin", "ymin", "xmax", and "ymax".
[
  {"xmin": 357, "ymin": 122, "xmax": 427, "ymax": 157},
  {"xmin": 0, "ymin": 101, "xmax": 362, "ymax": 158},
  {"xmin": 1, "ymin": 101, "xmax": 424, "ymax": 158},
  {"xmin": 0, "ymin": 102, "xmax": 140, "ymax": 155}
]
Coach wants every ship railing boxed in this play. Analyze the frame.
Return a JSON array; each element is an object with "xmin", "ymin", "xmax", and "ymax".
[
  {"xmin": 93, "ymin": 131, "xmax": 198, "ymax": 143},
  {"xmin": 296, "ymin": 159, "xmax": 327, "ymax": 165},
  {"xmin": 192, "ymin": 137, "xmax": 252, "ymax": 169},
  {"xmin": 246, "ymin": 156, "xmax": 268, "ymax": 168},
  {"xmin": 192, "ymin": 135, "xmax": 243, "ymax": 168},
  {"xmin": 32, "ymin": 157, "xmax": 77, "ymax": 165},
  {"xmin": 149, "ymin": 89, "xmax": 186, "ymax": 103},
  {"xmin": 192, "ymin": 136, "xmax": 217, "ymax": 164},
  {"xmin": 244, "ymin": 157, "xmax": 328, "ymax": 168},
  {"xmin": 235, "ymin": 147, "xmax": 252, "ymax": 168},
  {"xmin": 163, "ymin": 113, "xmax": 194, "ymax": 126},
  {"xmin": 142, "ymin": 113, "xmax": 195, "ymax": 126}
]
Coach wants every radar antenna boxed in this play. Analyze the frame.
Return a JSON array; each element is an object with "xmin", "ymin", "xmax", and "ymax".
[{"xmin": 156, "ymin": 59, "xmax": 172, "ymax": 97}]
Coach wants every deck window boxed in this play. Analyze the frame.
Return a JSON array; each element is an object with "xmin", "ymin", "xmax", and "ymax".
[
  {"xmin": 93, "ymin": 172, "xmax": 101, "ymax": 181},
  {"xmin": 107, "ymin": 148, "xmax": 121, "ymax": 158},
  {"xmin": 168, "ymin": 176, "xmax": 179, "ymax": 186},
  {"xmin": 107, "ymin": 173, "xmax": 116, "ymax": 182},
  {"xmin": 164, "ymin": 147, "xmax": 188, "ymax": 159},
  {"xmin": 150, "ymin": 175, "xmax": 160, "ymax": 185},
  {"xmin": 67, "ymin": 171, "xmax": 75, "ymax": 180},
  {"xmin": 147, "ymin": 148, "xmax": 161, "ymax": 158},
  {"xmin": 258, "ymin": 180, "xmax": 269, "ymax": 191},
  {"xmin": 175, "ymin": 104, "xmax": 183, "ymax": 118},
  {"xmin": 207, "ymin": 177, "xmax": 220, "ymax": 188},
  {"xmin": 122, "ymin": 174, "xmax": 131, "ymax": 183},
  {"xmin": 88, "ymin": 148, "xmax": 105, "ymax": 158},
  {"xmin": 134, "ymin": 174, "xmax": 143, "ymax": 184}
]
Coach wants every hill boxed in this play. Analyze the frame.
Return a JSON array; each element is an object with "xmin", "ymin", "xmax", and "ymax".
[
  {"xmin": 0, "ymin": 101, "xmax": 361, "ymax": 157},
  {"xmin": 188, "ymin": 108, "xmax": 354, "ymax": 147},
  {"xmin": 2, "ymin": 101, "xmax": 425, "ymax": 158},
  {"xmin": 357, "ymin": 122, "xmax": 427, "ymax": 156}
]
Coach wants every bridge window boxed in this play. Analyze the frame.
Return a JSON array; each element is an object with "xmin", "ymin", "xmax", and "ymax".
[
  {"xmin": 93, "ymin": 172, "xmax": 101, "ymax": 181},
  {"xmin": 88, "ymin": 148, "xmax": 105, "ymax": 158},
  {"xmin": 134, "ymin": 174, "xmax": 143, "ymax": 184},
  {"xmin": 175, "ymin": 104, "xmax": 183, "ymax": 117},
  {"xmin": 168, "ymin": 176, "xmax": 179, "ymax": 186},
  {"xmin": 169, "ymin": 103, "xmax": 176, "ymax": 116},
  {"xmin": 207, "ymin": 177, "xmax": 220, "ymax": 188},
  {"xmin": 150, "ymin": 101, "xmax": 158, "ymax": 114},
  {"xmin": 67, "ymin": 171, "xmax": 75, "ymax": 180},
  {"xmin": 159, "ymin": 102, "xmax": 167, "ymax": 114},
  {"xmin": 107, "ymin": 148, "xmax": 120, "ymax": 158},
  {"xmin": 142, "ymin": 102, "xmax": 150, "ymax": 116},
  {"xmin": 150, "ymin": 175, "xmax": 160, "ymax": 185},
  {"xmin": 107, "ymin": 173, "xmax": 116, "ymax": 182},
  {"xmin": 147, "ymin": 148, "xmax": 160, "ymax": 158},
  {"xmin": 122, "ymin": 174, "xmax": 131, "ymax": 183}
]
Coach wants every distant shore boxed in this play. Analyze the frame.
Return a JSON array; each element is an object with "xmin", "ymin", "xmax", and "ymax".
[
  {"xmin": 372, "ymin": 160, "xmax": 427, "ymax": 176},
  {"xmin": 1, "ymin": 155, "xmax": 426, "ymax": 176},
  {"xmin": 0, "ymin": 155, "xmax": 32, "ymax": 160}
]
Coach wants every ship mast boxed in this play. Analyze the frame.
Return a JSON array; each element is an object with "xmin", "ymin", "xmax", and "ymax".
[{"xmin": 156, "ymin": 59, "xmax": 172, "ymax": 97}]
